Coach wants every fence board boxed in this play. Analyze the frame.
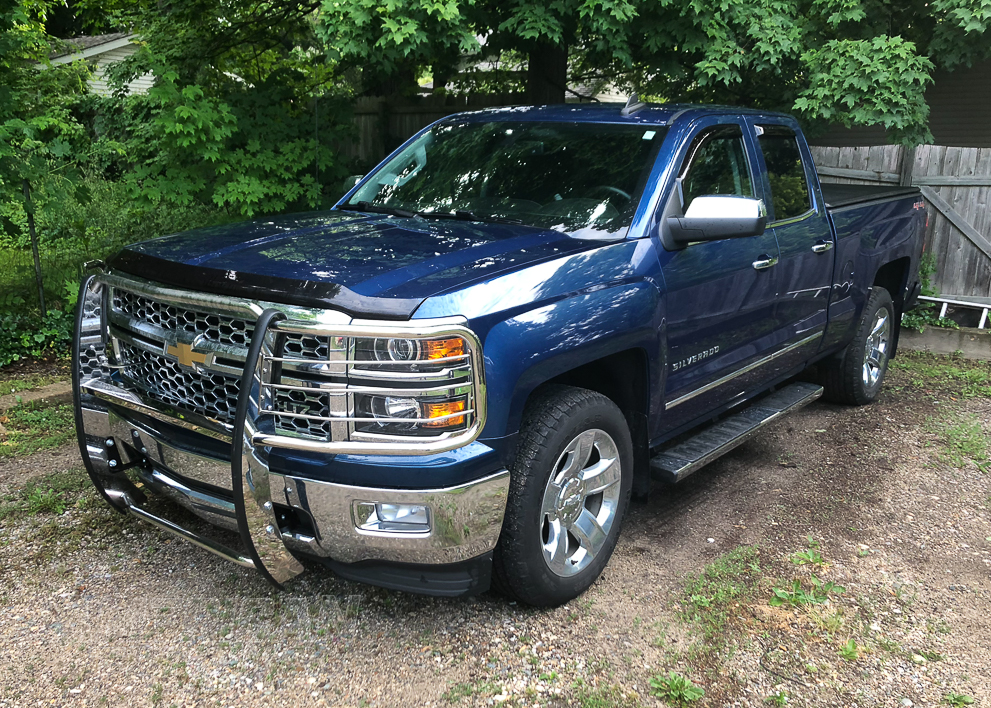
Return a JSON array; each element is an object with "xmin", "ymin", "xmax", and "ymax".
[{"xmin": 813, "ymin": 143, "xmax": 991, "ymax": 299}]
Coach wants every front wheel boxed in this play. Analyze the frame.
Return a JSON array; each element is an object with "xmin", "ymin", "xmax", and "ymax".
[
  {"xmin": 494, "ymin": 386, "xmax": 633, "ymax": 607},
  {"xmin": 821, "ymin": 286, "xmax": 895, "ymax": 405}
]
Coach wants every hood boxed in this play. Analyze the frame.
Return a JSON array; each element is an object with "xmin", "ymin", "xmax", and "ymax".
[{"xmin": 109, "ymin": 211, "xmax": 613, "ymax": 318}]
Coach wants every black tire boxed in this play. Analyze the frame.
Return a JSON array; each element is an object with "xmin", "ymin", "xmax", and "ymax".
[
  {"xmin": 493, "ymin": 385, "xmax": 633, "ymax": 607},
  {"xmin": 820, "ymin": 286, "xmax": 895, "ymax": 405}
]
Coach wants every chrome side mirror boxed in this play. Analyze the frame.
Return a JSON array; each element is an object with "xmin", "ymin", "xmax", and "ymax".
[{"xmin": 667, "ymin": 195, "xmax": 767, "ymax": 243}]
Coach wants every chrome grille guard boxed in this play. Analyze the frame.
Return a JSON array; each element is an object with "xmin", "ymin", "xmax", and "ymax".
[{"xmin": 73, "ymin": 273, "xmax": 490, "ymax": 588}]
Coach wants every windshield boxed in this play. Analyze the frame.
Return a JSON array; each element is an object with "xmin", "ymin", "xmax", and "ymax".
[{"xmin": 347, "ymin": 119, "xmax": 665, "ymax": 238}]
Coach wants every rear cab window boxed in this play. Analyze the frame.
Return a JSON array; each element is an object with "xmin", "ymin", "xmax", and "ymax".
[{"xmin": 756, "ymin": 125, "xmax": 813, "ymax": 223}]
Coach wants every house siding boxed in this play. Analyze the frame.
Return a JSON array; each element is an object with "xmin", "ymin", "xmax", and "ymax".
[{"xmin": 87, "ymin": 45, "xmax": 154, "ymax": 96}]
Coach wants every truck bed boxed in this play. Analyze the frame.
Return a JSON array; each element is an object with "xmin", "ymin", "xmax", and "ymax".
[{"xmin": 820, "ymin": 183, "xmax": 920, "ymax": 209}]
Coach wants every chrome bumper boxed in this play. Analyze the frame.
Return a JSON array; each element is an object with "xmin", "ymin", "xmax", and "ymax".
[
  {"xmin": 83, "ymin": 401, "xmax": 509, "ymax": 565},
  {"xmin": 73, "ymin": 278, "xmax": 508, "ymax": 590}
]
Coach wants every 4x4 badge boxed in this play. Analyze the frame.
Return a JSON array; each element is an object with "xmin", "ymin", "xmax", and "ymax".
[{"xmin": 166, "ymin": 341, "xmax": 208, "ymax": 368}]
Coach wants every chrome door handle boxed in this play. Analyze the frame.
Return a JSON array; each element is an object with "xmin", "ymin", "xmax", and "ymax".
[
  {"xmin": 752, "ymin": 255, "xmax": 778, "ymax": 270},
  {"xmin": 811, "ymin": 240, "xmax": 833, "ymax": 253}
]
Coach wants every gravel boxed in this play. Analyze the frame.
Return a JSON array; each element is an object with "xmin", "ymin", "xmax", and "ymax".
[{"xmin": 0, "ymin": 360, "xmax": 988, "ymax": 707}]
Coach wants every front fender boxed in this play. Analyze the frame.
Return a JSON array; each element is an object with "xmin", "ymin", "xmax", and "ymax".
[
  {"xmin": 413, "ymin": 238, "xmax": 664, "ymax": 440},
  {"xmin": 481, "ymin": 281, "xmax": 662, "ymax": 438}
]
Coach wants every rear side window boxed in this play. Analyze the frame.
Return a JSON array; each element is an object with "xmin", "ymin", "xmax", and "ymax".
[
  {"xmin": 758, "ymin": 125, "xmax": 812, "ymax": 221},
  {"xmin": 678, "ymin": 125, "xmax": 753, "ymax": 210}
]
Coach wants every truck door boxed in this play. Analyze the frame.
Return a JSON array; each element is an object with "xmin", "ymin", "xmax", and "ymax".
[
  {"xmin": 750, "ymin": 121, "xmax": 834, "ymax": 372},
  {"xmin": 658, "ymin": 121, "xmax": 782, "ymax": 430}
]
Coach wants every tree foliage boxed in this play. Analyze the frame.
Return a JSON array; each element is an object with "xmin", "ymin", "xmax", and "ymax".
[
  {"xmin": 101, "ymin": 0, "xmax": 353, "ymax": 217},
  {"xmin": 318, "ymin": 0, "xmax": 991, "ymax": 144}
]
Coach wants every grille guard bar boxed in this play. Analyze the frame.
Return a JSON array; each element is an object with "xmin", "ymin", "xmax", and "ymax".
[
  {"xmin": 73, "ymin": 282, "xmax": 302, "ymax": 587},
  {"xmin": 230, "ymin": 308, "xmax": 304, "ymax": 586},
  {"xmin": 73, "ymin": 276, "xmax": 490, "ymax": 590}
]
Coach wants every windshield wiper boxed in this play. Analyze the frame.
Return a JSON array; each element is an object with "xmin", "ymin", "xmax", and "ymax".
[
  {"xmin": 337, "ymin": 201, "xmax": 417, "ymax": 218},
  {"xmin": 417, "ymin": 210, "xmax": 524, "ymax": 225}
]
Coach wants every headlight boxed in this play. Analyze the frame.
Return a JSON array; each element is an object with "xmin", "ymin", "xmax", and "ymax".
[{"xmin": 262, "ymin": 323, "xmax": 485, "ymax": 451}]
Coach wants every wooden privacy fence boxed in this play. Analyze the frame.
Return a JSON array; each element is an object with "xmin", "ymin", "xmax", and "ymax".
[
  {"xmin": 811, "ymin": 145, "xmax": 991, "ymax": 300},
  {"xmin": 345, "ymin": 94, "xmax": 524, "ymax": 168}
]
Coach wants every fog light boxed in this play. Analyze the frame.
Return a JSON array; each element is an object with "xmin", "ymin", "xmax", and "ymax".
[{"xmin": 354, "ymin": 501, "xmax": 431, "ymax": 533}]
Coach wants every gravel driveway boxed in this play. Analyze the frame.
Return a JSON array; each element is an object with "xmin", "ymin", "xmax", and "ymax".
[{"xmin": 1, "ymin": 353, "xmax": 989, "ymax": 707}]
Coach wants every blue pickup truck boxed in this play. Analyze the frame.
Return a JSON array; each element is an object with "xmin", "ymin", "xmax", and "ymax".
[{"xmin": 73, "ymin": 102, "xmax": 925, "ymax": 606}]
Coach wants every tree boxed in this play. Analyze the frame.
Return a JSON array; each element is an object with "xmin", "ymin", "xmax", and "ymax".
[
  {"xmin": 316, "ymin": 0, "xmax": 991, "ymax": 144},
  {"xmin": 1, "ymin": 0, "xmax": 93, "ymax": 311},
  {"xmin": 100, "ymin": 0, "xmax": 353, "ymax": 217}
]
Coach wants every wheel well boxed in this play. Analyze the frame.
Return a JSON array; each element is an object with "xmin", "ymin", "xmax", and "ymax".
[
  {"xmin": 873, "ymin": 257, "xmax": 910, "ymax": 358},
  {"xmin": 537, "ymin": 348, "xmax": 652, "ymax": 499},
  {"xmin": 873, "ymin": 257, "xmax": 909, "ymax": 312}
]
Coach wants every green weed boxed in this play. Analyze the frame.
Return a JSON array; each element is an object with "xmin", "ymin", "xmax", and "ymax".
[
  {"xmin": 838, "ymin": 639, "xmax": 859, "ymax": 661},
  {"xmin": 790, "ymin": 548, "xmax": 825, "ymax": 566},
  {"xmin": 0, "ymin": 401, "xmax": 75, "ymax": 458},
  {"xmin": 943, "ymin": 693, "xmax": 975, "ymax": 706},
  {"xmin": 648, "ymin": 672, "xmax": 704, "ymax": 704},
  {"xmin": 770, "ymin": 576, "xmax": 844, "ymax": 608},
  {"xmin": 764, "ymin": 691, "xmax": 789, "ymax": 706}
]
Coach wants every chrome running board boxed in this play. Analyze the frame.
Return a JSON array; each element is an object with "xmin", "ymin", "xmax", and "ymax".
[{"xmin": 650, "ymin": 382, "xmax": 823, "ymax": 484}]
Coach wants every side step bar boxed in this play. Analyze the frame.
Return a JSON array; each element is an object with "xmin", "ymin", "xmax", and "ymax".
[{"xmin": 651, "ymin": 382, "xmax": 823, "ymax": 484}]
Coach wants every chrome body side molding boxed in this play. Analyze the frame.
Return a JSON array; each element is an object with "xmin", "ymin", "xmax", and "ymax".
[{"xmin": 666, "ymin": 332, "xmax": 822, "ymax": 409}]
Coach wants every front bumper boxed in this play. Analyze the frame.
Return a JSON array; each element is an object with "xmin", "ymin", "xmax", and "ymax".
[{"xmin": 73, "ymin": 276, "xmax": 509, "ymax": 595}]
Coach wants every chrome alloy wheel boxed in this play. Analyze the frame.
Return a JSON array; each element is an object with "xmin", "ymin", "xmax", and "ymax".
[
  {"xmin": 862, "ymin": 307, "xmax": 891, "ymax": 388},
  {"xmin": 539, "ymin": 428, "xmax": 623, "ymax": 577}
]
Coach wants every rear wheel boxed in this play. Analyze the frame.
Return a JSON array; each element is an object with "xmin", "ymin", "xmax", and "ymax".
[
  {"xmin": 494, "ymin": 386, "xmax": 633, "ymax": 607},
  {"xmin": 820, "ymin": 286, "xmax": 895, "ymax": 405}
]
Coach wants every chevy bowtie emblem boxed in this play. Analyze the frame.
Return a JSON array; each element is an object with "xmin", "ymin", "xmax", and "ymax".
[{"xmin": 166, "ymin": 341, "xmax": 208, "ymax": 368}]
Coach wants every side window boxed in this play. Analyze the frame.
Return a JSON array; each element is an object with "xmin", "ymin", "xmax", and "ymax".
[
  {"xmin": 679, "ymin": 126, "xmax": 753, "ymax": 210},
  {"xmin": 757, "ymin": 125, "xmax": 812, "ymax": 221}
]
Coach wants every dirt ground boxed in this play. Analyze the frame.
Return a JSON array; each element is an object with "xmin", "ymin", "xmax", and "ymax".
[{"xmin": 0, "ymin": 352, "xmax": 989, "ymax": 708}]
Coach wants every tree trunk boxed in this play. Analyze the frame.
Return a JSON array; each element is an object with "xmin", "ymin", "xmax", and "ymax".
[
  {"xmin": 526, "ymin": 42, "xmax": 567, "ymax": 104},
  {"xmin": 23, "ymin": 179, "xmax": 46, "ymax": 315}
]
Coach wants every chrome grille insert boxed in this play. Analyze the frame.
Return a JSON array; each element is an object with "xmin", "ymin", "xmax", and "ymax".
[
  {"xmin": 113, "ymin": 289, "xmax": 255, "ymax": 346},
  {"xmin": 117, "ymin": 341, "xmax": 241, "ymax": 423}
]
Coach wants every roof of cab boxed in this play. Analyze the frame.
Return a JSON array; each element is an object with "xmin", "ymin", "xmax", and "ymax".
[{"xmin": 454, "ymin": 103, "xmax": 794, "ymax": 126}]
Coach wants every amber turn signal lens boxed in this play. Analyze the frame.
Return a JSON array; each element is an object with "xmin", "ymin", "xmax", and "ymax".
[
  {"xmin": 421, "ymin": 337, "xmax": 466, "ymax": 360},
  {"xmin": 421, "ymin": 398, "xmax": 467, "ymax": 428}
]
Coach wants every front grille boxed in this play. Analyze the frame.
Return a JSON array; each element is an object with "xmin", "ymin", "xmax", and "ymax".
[
  {"xmin": 97, "ymin": 277, "xmax": 485, "ymax": 452},
  {"xmin": 113, "ymin": 289, "xmax": 255, "ymax": 346},
  {"xmin": 273, "ymin": 388, "xmax": 333, "ymax": 439},
  {"xmin": 118, "ymin": 341, "xmax": 242, "ymax": 423}
]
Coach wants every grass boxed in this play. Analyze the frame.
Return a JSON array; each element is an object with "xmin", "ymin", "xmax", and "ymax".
[
  {"xmin": 0, "ymin": 370, "xmax": 66, "ymax": 397},
  {"xmin": 933, "ymin": 414, "xmax": 990, "ymax": 470},
  {"xmin": 680, "ymin": 546, "xmax": 763, "ymax": 639},
  {"xmin": 889, "ymin": 352, "xmax": 991, "ymax": 399},
  {"xmin": 0, "ymin": 401, "xmax": 75, "ymax": 458},
  {"xmin": 442, "ymin": 681, "xmax": 499, "ymax": 704},
  {"xmin": 0, "ymin": 468, "xmax": 92, "ymax": 520}
]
